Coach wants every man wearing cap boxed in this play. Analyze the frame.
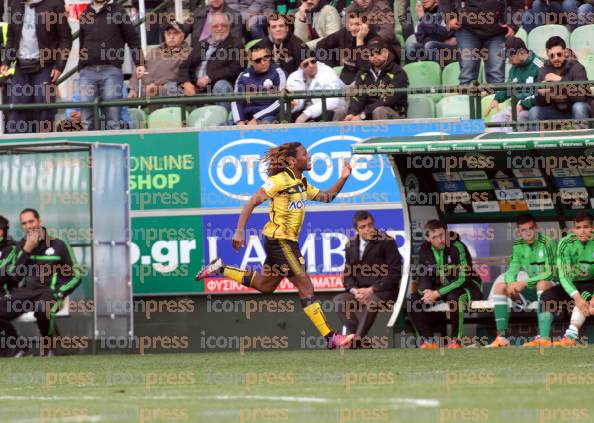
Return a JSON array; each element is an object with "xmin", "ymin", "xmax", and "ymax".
[
  {"xmin": 179, "ymin": 12, "xmax": 244, "ymax": 111},
  {"xmin": 342, "ymin": 37, "xmax": 408, "ymax": 121},
  {"xmin": 484, "ymin": 37, "xmax": 544, "ymax": 131},
  {"xmin": 129, "ymin": 22, "xmax": 191, "ymax": 107},
  {"xmin": 286, "ymin": 52, "xmax": 346, "ymax": 123}
]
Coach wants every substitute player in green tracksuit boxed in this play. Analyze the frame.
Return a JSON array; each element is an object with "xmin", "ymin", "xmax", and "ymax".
[
  {"xmin": 540, "ymin": 211, "xmax": 594, "ymax": 347},
  {"xmin": 486, "ymin": 214, "xmax": 557, "ymax": 348}
]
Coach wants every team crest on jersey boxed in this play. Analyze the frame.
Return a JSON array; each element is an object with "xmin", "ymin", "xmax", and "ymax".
[
  {"xmin": 539, "ymin": 250, "xmax": 543, "ymax": 258},
  {"xmin": 45, "ymin": 247, "xmax": 55, "ymax": 255},
  {"xmin": 288, "ymin": 200, "xmax": 305, "ymax": 210}
]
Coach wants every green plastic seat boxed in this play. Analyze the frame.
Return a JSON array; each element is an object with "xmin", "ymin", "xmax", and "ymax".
[
  {"xmin": 436, "ymin": 95, "xmax": 470, "ymax": 119},
  {"xmin": 515, "ymin": 27, "xmax": 528, "ymax": 43},
  {"xmin": 570, "ymin": 25, "xmax": 594, "ymax": 60},
  {"xmin": 581, "ymin": 55, "xmax": 594, "ymax": 81},
  {"xmin": 442, "ymin": 62, "xmax": 460, "ymax": 87},
  {"xmin": 128, "ymin": 108, "xmax": 147, "ymax": 129},
  {"xmin": 527, "ymin": 25, "xmax": 570, "ymax": 58},
  {"xmin": 147, "ymin": 107, "xmax": 185, "ymax": 129},
  {"xmin": 187, "ymin": 105, "xmax": 229, "ymax": 129},
  {"xmin": 403, "ymin": 60, "xmax": 441, "ymax": 86},
  {"xmin": 333, "ymin": 66, "xmax": 343, "ymax": 76},
  {"xmin": 407, "ymin": 94, "xmax": 435, "ymax": 118}
]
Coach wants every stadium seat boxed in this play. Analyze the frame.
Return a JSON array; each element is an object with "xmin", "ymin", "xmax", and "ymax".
[
  {"xmin": 436, "ymin": 95, "xmax": 470, "ymax": 119},
  {"xmin": 527, "ymin": 25, "xmax": 570, "ymax": 58},
  {"xmin": 128, "ymin": 108, "xmax": 147, "ymax": 129},
  {"xmin": 407, "ymin": 94, "xmax": 435, "ymax": 118},
  {"xmin": 481, "ymin": 94, "xmax": 511, "ymax": 122},
  {"xmin": 147, "ymin": 107, "xmax": 185, "ymax": 129},
  {"xmin": 515, "ymin": 27, "xmax": 528, "ymax": 43},
  {"xmin": 581, "ymin": 55, "xmax": 594, "ymax": 80},
  {"xmin": 333, "ymin": 66, "xmax": 343, "ymax": 76},
  {"xmin": 570, "ymin": 25, "xmax": 594, "ymax": 59},
  {"xmin": 187, "ymin": 105, "xmax": 229, "ymax": 129},
  {"xmin": 396, "ymin": 33, "xmax": 405, "ymax": 65},
  {"xmin": 442, "ymin": 62, "xmax": 460, "ymax": 87},
  {"xmin": 404, "ymin": 61, "xmax": 442, "ymax": 100},
  {"xmin": 404, "ymin": 61, "xmax": 441, "ymax": 87}
]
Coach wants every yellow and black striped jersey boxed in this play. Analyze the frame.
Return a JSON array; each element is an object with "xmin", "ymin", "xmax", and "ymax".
[{"xmin": 261, "ymin": 168, "xmax": 320, "ymax": 242}]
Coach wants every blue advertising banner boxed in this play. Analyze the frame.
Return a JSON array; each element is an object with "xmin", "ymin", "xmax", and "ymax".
[
  {"xmin": 201, "ymin": 209, "xmax": 405, "ymax": 293},
  {"xmin": 199, "ymin": 120, "xmax": 485, "ymax": 209}
]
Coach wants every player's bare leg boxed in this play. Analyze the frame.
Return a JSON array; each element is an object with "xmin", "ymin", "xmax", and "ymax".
[{"xmin": 288, "ymin": 273, "xmax": 355, "ymax": 349}]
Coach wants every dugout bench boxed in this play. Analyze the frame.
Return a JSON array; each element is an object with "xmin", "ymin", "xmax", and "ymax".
[{"xmin": 351, "ymin": 129, "xmax": 594, "ymax": 346}]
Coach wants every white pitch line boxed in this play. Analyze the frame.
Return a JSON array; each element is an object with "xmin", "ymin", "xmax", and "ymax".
[{"xmin": 211, "ymin": 395, "xmax": 330, "ymax": 403}]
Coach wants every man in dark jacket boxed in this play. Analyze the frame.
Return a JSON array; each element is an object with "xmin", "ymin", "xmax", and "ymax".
[
  {"xmin": 406, "ymin": 220, "xmax": 483, "ymax": 349},
  {"xmin": 316, "ymin": 11, "xmax": 387, "ymax": 86},
  {"xmin": 179, "ymin": 12, "xmax": 243, "ymax": 111},
  {"xmin": 333, "ymin": 211, "xmax": 402, "ymax": 344},
  {"xmin": 1, "ymin": 0, "xmax": 72, "ymax": 133},
  {"xmin": 440, "ymin": 0, "xmax": 523, "ymax": 83},
  {"xmin": 405, "ymin": 0, "xmax": 456, "ymax": 64},
  {"xmin": 343, "ymin": 0, "xmax": 397, "ymax": 44},
  {"xmin": 263, "ymin": 14, "xmax": 310, "ymax": 76},
  {"xmin": 0, "ymin": 209, "xmax": 81, "ymax": 357},
  {"xmin": 231, "ymin": 42, "xmax": 287, "ymax": 125},
  {"xmin": 180, "ymin": 0, "xmax": 243, "ymax": 45},
  {"xmin": 527, "ymin": 36, "xmax": 591, "ymax": 130},
  {"xmin": 342, "ymin": 37, "xmax": 408, "ymax": 121},
  {"xmin": 78, "ymin": 0, "xmax": 144, "ymax": 130},
  {"xmin": 0, "ymin": 215, "xmax": 17, "ymax": 358}
]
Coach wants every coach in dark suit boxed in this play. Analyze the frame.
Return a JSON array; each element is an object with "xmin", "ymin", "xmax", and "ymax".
[{"xmin": 334, "ymin": 211, "xmax": 402, "ymax": 343}]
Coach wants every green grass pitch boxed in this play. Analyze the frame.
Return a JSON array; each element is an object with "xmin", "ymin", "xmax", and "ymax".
[{"xmin": 1, "ymin": 348, "xmax": 593, "ymax": 423}]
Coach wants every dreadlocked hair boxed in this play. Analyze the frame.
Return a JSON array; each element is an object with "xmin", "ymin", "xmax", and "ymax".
[{"xmin": 262, "ymin": 142, "xmax": 303, "ymax": 177}]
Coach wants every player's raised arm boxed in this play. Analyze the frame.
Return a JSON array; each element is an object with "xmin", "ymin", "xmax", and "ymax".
[
  {"xmin": 232, "ymin": 188, "xmax": 269, "ymax": 251},
  {"xmin": 313, "ymin": 161, "xmax": 352, "ymax": 203}
]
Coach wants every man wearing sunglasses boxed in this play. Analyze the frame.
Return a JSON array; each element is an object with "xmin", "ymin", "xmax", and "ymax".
[
  {"xmin": 527, "ymin": 36, "xmax": 591, "ymax": 130},
  {"xmin": 286, "ymin": 52, "xmax": 346, "ymax": 123},
  {"xmin": 343, "ymin": 37, "xmax": 408, "ymax": 121},
  {"xmin": 231, "ymin": 42, "xmax": 287, "ymax": 125}
]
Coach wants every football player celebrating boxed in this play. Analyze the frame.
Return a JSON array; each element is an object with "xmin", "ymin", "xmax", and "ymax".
[{"xmin": 196, "ymin": 142, "xmax": 355, "ymax": 348}]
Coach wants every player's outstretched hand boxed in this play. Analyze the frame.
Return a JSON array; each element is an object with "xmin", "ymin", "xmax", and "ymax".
[
  {"xmin": 341, "ymin": 161, "xmax": 352, "ymax": 180},
  {"xmin": 232, "ymin": 230, "xmax": 245, "ymax": 251}
]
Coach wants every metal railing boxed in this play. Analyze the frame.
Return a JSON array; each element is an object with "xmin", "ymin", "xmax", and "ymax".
[{"xmin": 1, "ymin": 79, "xmax": 592, "ymax": 131}]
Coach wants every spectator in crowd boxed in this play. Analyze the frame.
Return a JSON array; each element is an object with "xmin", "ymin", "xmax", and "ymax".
[
  {"xmin": 264, "ymin": 13, "xmax": 310, "ymax": 76},
  {"xmin": 528, "ymin": 36, "xmax": 592, "ymax": 130},
  {"xmin": 294, "ymin": 0, "xmax": 342, "ymax": 48},
  {"xmin": 181, "ymin": 0, "xmax": 243, "ymax": 45},
  {"xmin": 342, "ymin": 37, "xmax": 408, "ymax": 121},
  {"xmin": 129, "ymin": 22, "xmax": 191, "ymax": 106},
  {"xmin": 577, "ymin": 0, "xmax": 594, "ymax": 26},
  {"xmin": 231, "ymin": 42, "xmax": 286, "ymax": 125},
  {"xmin": 440, "ymin": 0, "xmax": 523, "ymax": 84},
  {"xmin": 333, "ymin": 211, "xmax": 401, "ymax": 347},
  {"xmin": 286, "ymin": 51, "xmax": 346, "ymax": 122},
  {"xmin": 78, "ymin": 0, "xmax": 144, "ymax": 130},
  {"xmin": 522, "ymin": 0, "xmax": 581, "ymax": 33},
  {"xmin": 226, "ymin": 0, "xmax": 275, "ymax": 39},
  {"xmin": 0, "ymin": 209, "xmax": 81, "ymax": 357},
  {"xmin": 405, "ymin": 0, "xmax": 456, "ymax": 65},
  {"xmin": 485, "ymin": 37, "xmax": 543, "ymax": 130},
  {"xmin": 397, "ymin": 0, "xmax": 414, "ymax": 39},
  {"xmin": 343, "ymin": 0, "xmax": 396, "ymax": 43},
  {"xmin": 180, "ymin": 13, "xmax": 243, "ymax": 112},
  {"xmin": 316, "ymin": 11, "xmax": 391, "ymax": 86},
  {"xmin": 1, "ymin": 0, "xmax": 72, "ymax": 133}
]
